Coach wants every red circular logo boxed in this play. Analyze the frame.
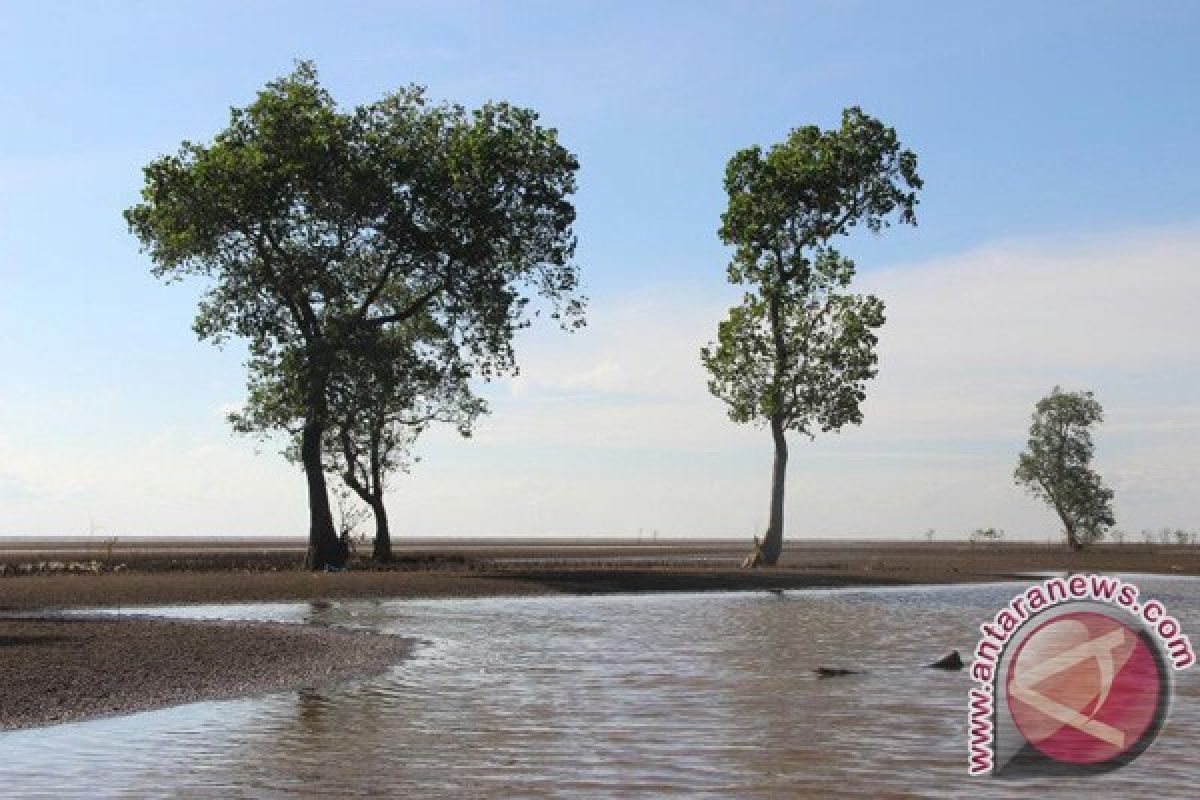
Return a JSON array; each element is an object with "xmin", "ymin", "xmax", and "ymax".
[{"xmin": 1006, "ymin": 611, "xmax": 1163, "ymax": 765}]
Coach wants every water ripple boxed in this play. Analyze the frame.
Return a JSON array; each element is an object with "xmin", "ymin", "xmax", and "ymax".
[{"xmin": 2, "ymin": 581, "xmax": 1196, "ymax": 797}]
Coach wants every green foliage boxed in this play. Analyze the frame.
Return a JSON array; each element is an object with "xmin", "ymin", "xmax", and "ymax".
[
  {"xmin": 230, "ymin": 317, "xmax": 484, "ymax": 499},
  {"xmin": 701, "ymin": 107, "xmax": 921, "ymax": 436},
  {"xmin": 1014, "ymin": 387, "xmax": 1116, "ymax": 547},
  {"xmin": 126, "ymin": 60, "xmax": 583, "ymax": 376},
  {"xmin": 702, "ymin": 248, "xmax": 886, "ymax": 432},
  {"xmin": 321, "ymin": 322, "xmax": 484, "ymax": 503},
  {"xmin": 125, "ymin": 62, "xmax": 583, "ymax": 563},
  {"xmin": 719, "ymin": 107, "xmax": 921, "ymax": 286}
]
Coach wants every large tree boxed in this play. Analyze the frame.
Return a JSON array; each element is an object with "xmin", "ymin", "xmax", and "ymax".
[
  {"xmin": 126, "ymin": 62, "xmax": 583, "ymax": 568},
  {"xmin": 1014, "ymin": 387, "xmax": 1115, "ymax": 550},
  {"xmin": 701, "ymin": 108, "xmax": 921, "ymax": 567}
]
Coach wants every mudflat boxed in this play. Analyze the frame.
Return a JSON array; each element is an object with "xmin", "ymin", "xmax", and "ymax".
[
  {"xmin": 2, "ymin": 539, "xmax": 1196, "ymax": 732},
  {"xmin": 0, "ymin": 615, "xmax": 411, "ymax": 731},
  {"xmin": 3, "ymin": 539, "xmax": 1199, "ymax": 612}
]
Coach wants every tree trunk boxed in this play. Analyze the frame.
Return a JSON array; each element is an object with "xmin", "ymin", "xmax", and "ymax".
[
  {"xmin": 749, "ymin": 416, "xmax": 788, "ymax": 567},
  {"xmin": 748, "ymin": 270, "xmax": 791, "ymax": 570},
  {"xmin": 1064, "ymin": 521, "xmax": 1083, "ymax": 551},
  {"xmin": 1055, "ymin": 504, "xmax": 1083, "ymax": 551},
  {"xmin": 302, "ymin": 418, "xmax": 345, "ymax": 570},
  {"xmin": 370, "ymin": 495, "xmax": 392, "ymax": 563}
]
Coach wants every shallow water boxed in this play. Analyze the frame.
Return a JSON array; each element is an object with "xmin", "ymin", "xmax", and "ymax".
[{"xmin": 2, "ymin": 579, "xmax": 1197, "ymax": 798}]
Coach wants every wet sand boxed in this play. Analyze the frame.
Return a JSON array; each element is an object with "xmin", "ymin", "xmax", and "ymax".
[
  {"xmin": 0, "ymin": 615, "xmax": 411, "ymax": 731},
  {"xmin": 2, "ymin": 539, "xmax": 1197, "ymax": 731}
]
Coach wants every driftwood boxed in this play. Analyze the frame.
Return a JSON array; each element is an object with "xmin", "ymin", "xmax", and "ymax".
[
  {"xmin": 741, "ymin": 535, "xmax": 765, "ymax": 568},
  {"xmin": 815, "ymin": 649, "xmax": 965, "ymax": 678},
  {"xmin": 815, "ymin": 667, "xmax": 861, "ymax": 678},
  {"xmin": 926, "ymin": 650, "xmax": 965, "ymax": 670}
]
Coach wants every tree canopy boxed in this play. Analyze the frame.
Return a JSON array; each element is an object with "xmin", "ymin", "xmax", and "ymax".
[
  {"xmin": 704, "ymin": 107, "xmax": 920, "ymax": 438},
  {"xmin": 126, "ymin": 61, "xmax": 583, "ymax": 567},
  {"xmin": 702, "ymin": 247, "xmax": 886, "ymax": 434}
]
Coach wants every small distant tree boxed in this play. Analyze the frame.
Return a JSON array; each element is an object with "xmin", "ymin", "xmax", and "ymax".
[
  {"xmin": 331, "ymin": 482, "xmax": 370, "ymax": 546},
  {"xmin": 969, "ymin": 527, "xmax": 1004, "ymax": 544},
  {"xmin": 701, "ymin": 107, "xmax": 921, "ymax": 567},
  {"xmin": 1014, "ymin": 387, "xmax": 1115, "ymax": 550}
]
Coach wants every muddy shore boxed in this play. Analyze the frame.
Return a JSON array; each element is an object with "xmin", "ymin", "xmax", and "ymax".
[
  {"xmin": 0, "ymin": 614, "xmax": 411, "ymax": 731},
  {"xmin": 4, "ymin": 540, "xmax": 1198, "ymax": 611}
]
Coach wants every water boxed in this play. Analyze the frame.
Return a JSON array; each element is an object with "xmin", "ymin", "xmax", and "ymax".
[{"xmin": 2, "ymin": 579, "xmax": 1197, "ymax": 797}]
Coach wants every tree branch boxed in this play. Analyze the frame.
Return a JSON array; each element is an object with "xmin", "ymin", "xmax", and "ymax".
[
  {"xmin": 354, "ymin": 252, "xmax": 406, "ymax": 320},
  {"xmin": 258, "ymin": 225, "xmax": 322, "ymax": 339},
  {"xmin": 364, "ymin": 279, "xmax": 447, "ymax": 327}
]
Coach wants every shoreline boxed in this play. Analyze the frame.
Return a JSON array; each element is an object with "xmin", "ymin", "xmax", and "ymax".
[
  {"xmin": 4, "ymin": 555, "xmax": 1198, "ymax": 615},
  {"xmin": 3, "ymin": 541, "xmax": 1197, "ymax": 733},
  {"xmin": 0, "ymin": 568, "xmax": 955, "ymax": 733}
]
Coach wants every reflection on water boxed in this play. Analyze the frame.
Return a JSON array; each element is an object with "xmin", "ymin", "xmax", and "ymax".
[{"xmin": 2, "ymin": 580, "xmax": 1197, "ymax": 798}]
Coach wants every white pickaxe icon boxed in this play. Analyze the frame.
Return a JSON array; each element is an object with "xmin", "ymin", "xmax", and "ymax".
[{"xmin": 1010, "ymin": 628, "xmax": 1128, "ymax": 748}]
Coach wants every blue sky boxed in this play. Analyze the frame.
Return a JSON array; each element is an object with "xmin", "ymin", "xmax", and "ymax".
[{"xmin": 1, "ymin": 1, "xmax": 1198, "ymax": 538}]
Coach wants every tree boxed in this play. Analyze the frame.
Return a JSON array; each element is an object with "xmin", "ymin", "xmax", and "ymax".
[
  {"xmin": 126, "ymin": 62, "xmax": 583, "ymax": 568},
  {"xmin": 232, "ymin": 319, "xmax": 483, "ymax": 563},
  {"xmin": 701, "ymin": 108, "xmax": 921, "ymax": 567},
  {"xmin": 1014, "ymin": 387, "xmax": 1115, "ymax": 550},
  {"xmin": 325, "ymin": 328, "xmax": 483, "ymax": 563},
  {"xmin": 969, "ymin": 527, "xmax": 1004, "ymax": 544}
]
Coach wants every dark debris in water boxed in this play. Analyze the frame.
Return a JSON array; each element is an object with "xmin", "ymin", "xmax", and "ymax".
[{"xmin": 814, "ymin": 667, "xmax": 861, "ymax": 678}]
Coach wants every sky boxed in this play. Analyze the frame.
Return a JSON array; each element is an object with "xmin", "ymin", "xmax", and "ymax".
[{"xmin": 1, "ymin": 1, "xmax": 1198, "ymax": 540}]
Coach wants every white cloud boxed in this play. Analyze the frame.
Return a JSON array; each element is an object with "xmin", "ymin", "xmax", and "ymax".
[
  {"xmin": 0, "ymin": 424, "xmax": 306, "ymax": 536},
  {"xmin": 869, "ymin": 230, "xmax": 1200, "ymax": 370},
  {"xmin": 2, "ymin": 225, "xmax": 1198, "ymax": 538}
]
